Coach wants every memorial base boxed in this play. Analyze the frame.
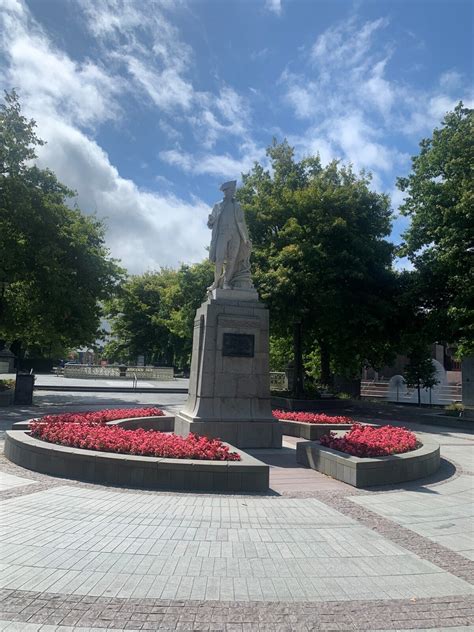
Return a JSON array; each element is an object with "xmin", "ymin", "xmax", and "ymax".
[
  {"xmin": 175, "ymin": 414, "xmax": 282, "ymax": 449},
  {"xmin": 177, "ymin": 290, "xmax": 282, "ymax": 449}
]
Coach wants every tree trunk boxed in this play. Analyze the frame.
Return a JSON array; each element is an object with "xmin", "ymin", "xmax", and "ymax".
[
  {"xmin": 320, "ymin": 341, "xmax": 331, "ymax": 387},
  {"xmin": 292, "ymin": 321, "xmax": 304, "ymax": 398},
  {"xmin": 417, "ymin": 381, "xmax": 421, "ymax": 406}
]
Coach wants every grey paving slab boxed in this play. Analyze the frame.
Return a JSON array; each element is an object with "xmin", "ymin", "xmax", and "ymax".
[
  {"xmin": 351, "ymin": 474, "xmax": 474, "ymax": 560},
  {"xmin": 0, "ymin": 472, "xmax": 36, "ymax": 491},
  {"xmin": 1, "ymin": 486, "xmax": 472, "ymax": 603}
]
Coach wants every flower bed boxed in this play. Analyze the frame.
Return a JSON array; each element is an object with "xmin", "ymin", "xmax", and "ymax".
[
  {"xmin": 273, "ymin": 410, "xmax": 354, "ymax": 424},
  {"xmin": 30, "ymin": 418, "xmax": 240, "ymax": 461},
  {"xmin": 32, "ymin": 407, "xmax": 164, "ymax": 426},
  {"xmin": 319, "ymin": 423, "xmax": 418, "ymax": 457}
]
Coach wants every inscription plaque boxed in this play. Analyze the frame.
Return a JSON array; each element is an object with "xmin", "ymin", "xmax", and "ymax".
[{"xmin": 222, "ymin": 333, "xmax": 255, "ymax": 358}]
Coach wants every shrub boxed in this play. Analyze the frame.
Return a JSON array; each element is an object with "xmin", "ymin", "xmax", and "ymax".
[
  {"xmin": 319, "ymin": 423, "xmax": 418, "ymax": 457},
  {"xmin": 273, "ymin": 410, "xmax": 354, "ymax": 424},
  {"xmin": 444, "ymin": 403, "xmax": 464, "ymax": 417},
  {"xmin": 0, "ymin": 379, "xmax": 15, "ymax": 392}
]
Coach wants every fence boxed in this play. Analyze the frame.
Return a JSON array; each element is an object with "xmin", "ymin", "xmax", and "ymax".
[
  {"xmin": 270, "ymin": 372, "xmax": 288, "ymax": 391},
  {"xmin": 63, "ymin": 365, "xmax": 174, "ymax": 381},
  {"xmin": 361, "ymin": 380, "xmax": 462, "ymax": 405}
]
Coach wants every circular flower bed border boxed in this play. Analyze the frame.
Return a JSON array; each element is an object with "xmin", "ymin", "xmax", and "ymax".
[
  {"xmin": 296, "ymin": 427, "xmax": 440, "ymax": 488},
  {"xmin": 5, "ymin": 410, "xmax": 270, "ymax": 492},
  {"xmin": 272, "ymin": 410, "xmax": 377, "ymax": 441}
]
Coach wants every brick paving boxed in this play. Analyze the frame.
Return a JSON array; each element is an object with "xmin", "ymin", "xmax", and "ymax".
[
  {"xmin": 1, "ymin": 589, "xmax": 473, "ymax": 630},
  {"xmin": 1, "ymin": 398, "xmax": 473, "ymax": 630}
]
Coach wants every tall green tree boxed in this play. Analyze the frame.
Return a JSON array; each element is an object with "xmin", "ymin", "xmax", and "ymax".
[
  {"xmin": 239, "ymin": 140, "xmax": 399, "ymax": 385},
  {"xmin": 0, "ymin": 90, "xmax": 123, "ymax": 357},
  {"xmin": 104, "ymin": 260, "xmax": 213, "ymax": 369},
  {"xmin": 397, "ymin": 102, "xmax": 474, "ymax": 356}
]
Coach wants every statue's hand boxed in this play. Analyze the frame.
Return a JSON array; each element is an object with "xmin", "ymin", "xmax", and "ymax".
[{"xmin": 207, "ymin": 214, "xmax": 214, "ymax": 228}]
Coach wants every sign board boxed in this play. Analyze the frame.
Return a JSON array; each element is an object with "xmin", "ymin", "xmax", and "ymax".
[{"xmin": 222, "ymin": 333, "xmax": 255, "ymax": 358}]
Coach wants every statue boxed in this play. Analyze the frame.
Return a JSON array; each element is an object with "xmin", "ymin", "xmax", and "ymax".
[{"xmin": 207, "ymin": 180, "xmax": 254, "ymax": 292}]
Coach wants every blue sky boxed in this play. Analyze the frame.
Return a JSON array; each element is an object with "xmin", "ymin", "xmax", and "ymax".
[{"xmin": 1, "ymin": 0, "xmax": 473, "ymax": 273}]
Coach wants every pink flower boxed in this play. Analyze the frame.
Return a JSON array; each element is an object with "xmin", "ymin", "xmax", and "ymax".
[
  {"xmin": 319, "ymin": 424, "xmax": 418, "ymax": 457},
  {"xmin": 273, "ymin": 410, "xmax": 354, "ymax": 424},
  {"xmin": 29, "ymin": 409, "xmax": 240, "ymax": 461}
]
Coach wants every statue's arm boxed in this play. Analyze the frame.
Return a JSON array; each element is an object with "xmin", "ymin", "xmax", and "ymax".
[{"xmin": 208, "ymin": 203, "xmax": 220, "ymax": 228}]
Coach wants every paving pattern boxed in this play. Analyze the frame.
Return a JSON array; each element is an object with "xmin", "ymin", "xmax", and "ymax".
[
  {"xmin": 1, "ymin": 394, "xmax": 473, "ymax": 630},
  {"xmin": 351, "ymin": 476, "xmax": 474, "ymax": 561},
  {"xmin": 2, "ymin": 486, "xmax": 472, "ymax": 602},
  {"xmin": 0, "ymin": 472, "xmax": 37, "ymax": 492}
]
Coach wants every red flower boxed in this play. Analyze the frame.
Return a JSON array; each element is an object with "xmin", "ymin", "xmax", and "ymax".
[
  {"xmin": 273, "ymin": 410, "xmax": 354, "ymax": 424},
  {"xmin": 30, "ymin": 407, "xmax": 164, "ymax": 427},
  {"xmin": 29, "ymin": 409, "xmax": 240, "ymax": 461},
  {"xmin": 319, "ymin": 423, "xmax": 418, "ymax": 457}
]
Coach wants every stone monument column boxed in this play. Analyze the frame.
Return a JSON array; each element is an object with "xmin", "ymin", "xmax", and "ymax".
[{"xmin": 175, "ymin": 181, "xmax": 282, "ymax": 449}]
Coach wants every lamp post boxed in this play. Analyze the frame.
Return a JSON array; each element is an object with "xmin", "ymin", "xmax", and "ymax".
[{"xmin": 292, "ymin": 319, "xmax": 304, "ymax": 398}]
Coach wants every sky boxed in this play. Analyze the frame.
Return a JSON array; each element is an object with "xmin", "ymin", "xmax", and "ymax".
[{"xmin": 1, "ymin": 0, "xmax": 473, "ymax": 274}]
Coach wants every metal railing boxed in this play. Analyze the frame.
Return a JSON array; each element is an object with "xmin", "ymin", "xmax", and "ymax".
[
  {"xmin": 270, "ymin": 372, "xmax": 288, "ymax": 391},
  {"xmin": 63, "ymin": 365, "xmax": 174, "ymax": 380},
  {"xmin": 361, "ymin": 380, "xmax": 462, "ymax": 404}
]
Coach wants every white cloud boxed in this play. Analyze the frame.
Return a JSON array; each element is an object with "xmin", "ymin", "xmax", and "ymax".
[
  {"xmin": 160, "ymin": 141, "xmax": 266, "ymax": 179},
  {"xmin": 79, "ymin": 0, "xmax": 253, "ymax": 150},
  {"xmin": 439, "ymin": 70, "xmax": 462, "ymax": 90},
  {"xmin": 1, "ymin": 1, "xmax": 121, "ymax": 128},
  {"xmin": 125, "ymin": 57, "xmax": 194, "ymax": 112},
  {"xmin": 35, "ymin": 118, "xmax": 210, "ymax": 274},
  {"xmin": 311, "ymin": 16, "xmax": 388, "ymax": 69},
  {"xmin": 264, "ymin": 0, "xmax": 282, "ymax": 16},
  {"xmin": 281, "ymin": 14, "xmax": 473, "ymax": 194},
  {"xmin": 0, "ymin": 0, "xmax": 210, "ymax": 273}
]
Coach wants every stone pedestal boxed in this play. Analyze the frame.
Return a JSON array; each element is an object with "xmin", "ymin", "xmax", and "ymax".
[{"xmin": 176, "ymin": 289, "xmax": 282, "ymax": 448}]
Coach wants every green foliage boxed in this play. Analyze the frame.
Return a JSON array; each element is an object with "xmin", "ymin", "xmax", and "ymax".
[
  {"xmin": 0, "ymin": 378, "xmax": 15, "ymax": 391},
  {"xmin": 104, "ymin": 260, "xmax": 213, "ymax": 369},
  {"xmin": 403, "ymin": 343, "xmax": 439, "ymax": 406},
  {"xmin": 445, "ymin": 402, "xmax": 464, "ymax": 417},
  {"xmin": 269, "ymin": 335, "xmax": 292, "ymax": 371},
  {"xmin": 398, "ymin": 102, "xmax": 474, "ymax": 356},
  {"xmin": 239, "ymin": 139, "xmax": 399, "ymax": 381},
  {"xmin": 0, "ymin": 90, "xmax": 123, "ymax": 355}
]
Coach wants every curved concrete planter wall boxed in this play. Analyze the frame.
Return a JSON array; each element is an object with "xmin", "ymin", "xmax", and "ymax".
[
  {"xmin": 278, "ymin": 419, "xmax": 379, "ymax": 441},
  {"xmin": 280, "ymin": 420, "xmax": 353, "ymax": 441},
  {"xmin": 296, "ymin": 439, "xmax": 440, "ymax": 488},
  {"xmin": 5, "ymin": 430, "xmax": 269, "ymax": 492}
]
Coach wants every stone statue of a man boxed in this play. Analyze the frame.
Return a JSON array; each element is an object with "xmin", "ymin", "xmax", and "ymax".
[{"xmin": 207, "ymin": 180, "xmax": 254, "ymax": 292}]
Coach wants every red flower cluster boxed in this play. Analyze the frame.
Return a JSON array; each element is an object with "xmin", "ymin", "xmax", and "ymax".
[
  {"xmin": 30, "ymin": 421, "xmax": 241, "ymax": 461},
  {"xmin": 273, "ymin": 410, "xmax": 354, "ymax": 424},
  {"xmin": 31, "ymin": 407, "xmax": 164, "ymax": 426},
  {"xmin": 319, "ymin": 423, "xmax": 418, "ymax": 457}
]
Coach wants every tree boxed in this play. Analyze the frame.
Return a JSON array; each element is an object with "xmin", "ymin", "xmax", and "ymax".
[
  {"xmin": 238, "ymin": 140, "xmax": 399, "ymax": 387},
  {"xmin": 397, "ymin": 102, "xmax": 474, "ymax": 356},
  {"xmin": 403, "ymin": 344, "xmax": 439, "ymax": 406},
  {"xmin": 104, "ymin": 260, "xmax": 213, "ymax": 369},
  {"xmin": 0, "ymin": 90, "xmax": 123, "ymax": 357}
]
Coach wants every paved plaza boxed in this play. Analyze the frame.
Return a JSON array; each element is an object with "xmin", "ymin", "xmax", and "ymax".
[{"xmin": 0, "ymin": 388, "xmax": 473, "ymax": 630}]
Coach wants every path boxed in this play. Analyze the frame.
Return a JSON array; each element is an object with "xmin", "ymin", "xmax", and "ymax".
[{"xmin": 0, "ymin": 391, "xmax": 473, "ymax": 630}]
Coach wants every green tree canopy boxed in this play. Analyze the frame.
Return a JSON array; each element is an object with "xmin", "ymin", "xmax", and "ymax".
[
  {"xmin": 239, "ymin": 140, "xmax": 399, "ymax": 383},
  {"xmin": 104, "ymin": 260, "xmax": 213, "ymax": 369},
  {"xmin": 397, "ymin": 102, "xmax": 474, "ymax": 356},
  {"xmin": 0, "ymin": 90, "xmax": 123, "ymax": 356}
]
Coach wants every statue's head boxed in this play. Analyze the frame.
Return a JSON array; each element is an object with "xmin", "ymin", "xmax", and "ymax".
[{"xmin": 220, "ymin": 180, "xmax": 237, "ymax": 197}]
